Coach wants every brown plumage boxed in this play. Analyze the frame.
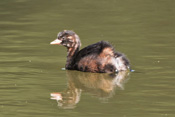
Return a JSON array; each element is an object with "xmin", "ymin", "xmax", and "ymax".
[{"xmin": 50, "ymin": 30, "xmax": 130, "ymax": 73}]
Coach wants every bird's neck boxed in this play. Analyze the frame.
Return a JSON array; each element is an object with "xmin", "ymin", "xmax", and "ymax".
[{"xmin": 66, "ymin": 46, "xmax": 80, "ymax": 69}]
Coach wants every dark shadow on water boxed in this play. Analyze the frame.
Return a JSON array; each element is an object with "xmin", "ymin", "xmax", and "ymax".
[{"xmin": 50, "ymin": 71, "xmax": 130, "ymax": 109}]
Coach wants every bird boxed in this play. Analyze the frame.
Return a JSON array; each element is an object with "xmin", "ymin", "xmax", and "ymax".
[{"xmin": 50, "ymin": 30, "xmax": 130, "ymax": 73}]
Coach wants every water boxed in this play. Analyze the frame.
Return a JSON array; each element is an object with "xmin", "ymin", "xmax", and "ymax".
[{"xmin": 0, "ymin": 0, "xmax": 175, "ymax": 117}]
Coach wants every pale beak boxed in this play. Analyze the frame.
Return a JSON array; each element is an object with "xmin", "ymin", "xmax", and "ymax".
[
  {"xmin": 50, "ymin": 93, "xmax": 62, "ymax": 101},
  {"xmin": 50, "ymin": 39, "xmax": 62, "ymax": 45}
]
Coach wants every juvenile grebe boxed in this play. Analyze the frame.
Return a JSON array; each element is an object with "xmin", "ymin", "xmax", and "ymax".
[{"xmin": 50, "ymin": 30, "xmax": 130, "ymax": 73}]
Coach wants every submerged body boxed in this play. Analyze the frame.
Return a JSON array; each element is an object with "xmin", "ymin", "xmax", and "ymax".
[{"xmin": 50, "ymin": 30, "xmax": 130, "ymax": 73}]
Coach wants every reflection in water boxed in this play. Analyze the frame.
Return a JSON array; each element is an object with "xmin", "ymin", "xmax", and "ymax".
[{"xmin": 51, "ymin": 71, "xmax": 130, "ymax": 109}]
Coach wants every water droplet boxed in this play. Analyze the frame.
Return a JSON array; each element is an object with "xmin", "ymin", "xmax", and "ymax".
[{"xmin": 61, "ymin": 68, "xmax": 66, "ymax": 70}]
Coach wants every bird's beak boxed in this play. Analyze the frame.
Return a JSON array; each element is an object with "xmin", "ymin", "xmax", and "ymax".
[
  {"xmin": 50, "ymin": 39, "xmax": 62, "ymax": 45},
  {"xmin": 50, "ymin": 92, "xmax": 62, "ymax": 101}
]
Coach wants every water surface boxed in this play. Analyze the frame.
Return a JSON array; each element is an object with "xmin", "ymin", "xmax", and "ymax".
[{"xmin": 0, "ymin": 0, "xmax": 175, "ymax": 117}]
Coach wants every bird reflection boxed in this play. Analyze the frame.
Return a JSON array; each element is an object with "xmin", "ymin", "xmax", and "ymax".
[{"xmin": 50, "ymin": 71, "xmax": 130, "ymax": 109}]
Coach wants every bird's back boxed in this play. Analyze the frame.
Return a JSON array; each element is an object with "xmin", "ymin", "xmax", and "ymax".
[{"xmin": 72, "ymin": 41, "xmax": 122, "ymax": 73}]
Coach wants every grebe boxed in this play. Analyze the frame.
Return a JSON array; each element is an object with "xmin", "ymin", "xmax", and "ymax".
[{"xmin": 50, "ymin": 30, "xmax": 130, "ymax": 73}]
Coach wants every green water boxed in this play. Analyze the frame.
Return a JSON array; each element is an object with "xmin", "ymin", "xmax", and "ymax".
[{"xmin": 0, "ymin": 0, "xmax": 175, "ymax": 117}]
